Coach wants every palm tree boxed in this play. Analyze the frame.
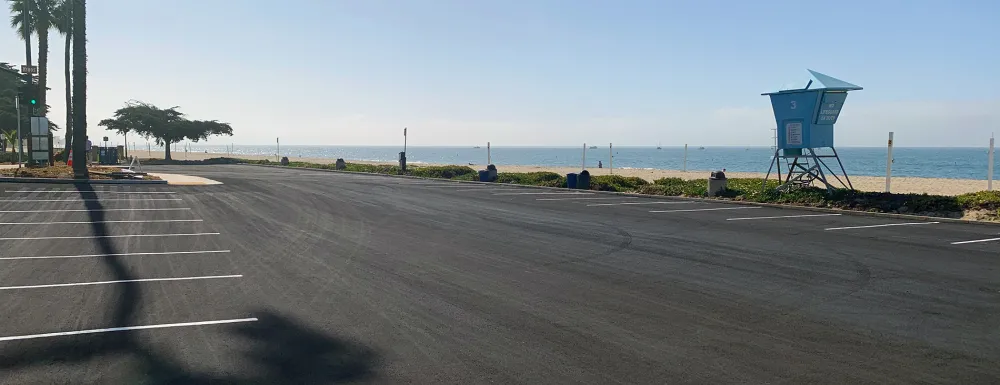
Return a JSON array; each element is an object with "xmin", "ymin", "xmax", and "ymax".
[
  {"xmin": 2, "ymin": 130, "xmax": 16, "ymax": 153},
  {"xmin": 9, "ymin": 0, "xmax": 54, "ymax": 163},
  {"xmin": 70, "ymin": 0, "xmax": 84, "ymax": 178},
  {"xmin": 9, "ymin": 0, "xmax": 52, "ymax": 114},
  {"xmin": 52, "ymin": 0, "xmax": 70, "ymax": 157},
  {"xmin": 8, "ymin": 0, "xmax": 31, "ymax": 73}
]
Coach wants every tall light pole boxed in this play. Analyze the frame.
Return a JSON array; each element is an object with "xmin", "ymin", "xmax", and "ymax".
[{"xmin": 15, "ymin": 95, "xmax": 22, "ymax": 168}]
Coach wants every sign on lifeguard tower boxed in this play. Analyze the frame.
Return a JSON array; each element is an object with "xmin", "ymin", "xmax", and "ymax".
[{"xmin": 762, "ymin": 70, "xmax": 862, "ymax": 192}]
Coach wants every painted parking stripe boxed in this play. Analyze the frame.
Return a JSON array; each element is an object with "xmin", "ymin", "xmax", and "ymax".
[
  {"xmin": 951, "ymin": 236, "xmax": 1000, "ymax": 245},
  {"xmin": 588, "ymin": 201, "xmax": 694, "ymax": 207},
  {"xmin": 0, "ymin": 232, "xmax": 219, "ymax": 241},
  {"xmin": 825, "ymin": 222, "xmax": 940, "ymax": 231},
  {"xmin": 726, "ymin": 213, "xmax": 842, "ymax": 221},
  {"xmin": 650, "ymin": 207, "xmax": 762, "ymax": 213},
  {"xmin": 494, "ymin": 192, "xmax": 594, "ymax": 196},
  {"xmin": 6, "ymin": 190, "xmax": 176, "ymax": 194},
  {"xmin": 0, "ymin": 198, "xmax": 182, "ymax": 202},
  {"xmin": 417, "ymin": 184, "xmax": 485, "ymax": 187},
  {"xmin": 0, "ymin": 219, "xmax": 203, "ymax": 225},
  {"xmin": 0, "ymin": 274, "xmax": 242, "ymax": 291},
  {"xmin": 0, "ymin": 250, "xmax": 231, "ymax": 261},
  {"xmin": 0, "ymin": 317, "xmax": 258, "ymax": 342},
  {"xmin": 537, "ymin": 197, "xmax": 639, "ymax": 201},
  {"xmin": 0, "ymin": 208, "xmax": 191, "ymax": 213}
]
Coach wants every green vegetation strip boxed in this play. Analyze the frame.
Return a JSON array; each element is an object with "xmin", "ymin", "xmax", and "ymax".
[{"xmin": 195, "ymin": 158, "xmax": 1000, "ymax": 221}]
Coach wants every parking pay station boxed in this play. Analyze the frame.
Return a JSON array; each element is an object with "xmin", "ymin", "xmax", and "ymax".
[{"xmin": 762, "ymin": 70, "xmax": 861, "ymax": 192}]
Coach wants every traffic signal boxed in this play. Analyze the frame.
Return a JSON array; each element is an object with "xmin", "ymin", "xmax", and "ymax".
[{"xmin": 18, "ymin": 74, "xmax": 36, "ymax": 107}]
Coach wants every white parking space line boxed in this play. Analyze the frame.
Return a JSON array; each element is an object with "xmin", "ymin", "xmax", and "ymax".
[
  {"xmin": 0, "ymin": 250, "xmax": 231, "ymax": 261},
  {"xmin": 726, "ymin": 213, "xmax": 842, "ymax": 221},
  {"xmin": 6, "ymin": 190, "xmax": 176, "ymax": 194},
  {"xmin": 0, "ymin": 208, "xmax": 192, "ymax": 213},
  {"xmin": 588, "ymin": 201, "xmax": 694, "ymax": 207},
  {"xmin": 0, "ymin": 274, "xmax": 242, "ymax": 291},
  {"xmin": 454, "ymin": 188, "xmax": 522, "ymax": 192},
  {"xmin": 494, "ymin": 192, "xmax": 594, "ymax": 196},
  {"xmin": 951, "ymin": 236, "xmax": 1000, "ymax": 245},
  {"xmin": 0, "ymin": 198, "xmax": 182, "ymax": 202},
  {"xmin": 415, "ymin": 183, "xmax": 483, "ymax": 187},
  {"xmin": 537, "ymin": 197, "xmax": 639, "ymax": 201},
  {"xmin": 650, "ymin": 207, "xmax": 762, "ymax": 213},
  {"xmin": 0, "ymin": 317, "xmax": 258, "ymax": 342},
  {"xmin": 0, "ymin": 219, "xmax": 203, "ymax": 225},
  {"xmin": 0, "ymin": 232, "xmax": 219, "ymax": 241},
  {"xmin": 825, "ymin": 222, "xmax": 940, "ymax": 231}
]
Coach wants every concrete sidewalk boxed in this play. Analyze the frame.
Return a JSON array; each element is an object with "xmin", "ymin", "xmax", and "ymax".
[{"xmin": 149, "ymin": 173, "xmax": 223, "ymax": 185}]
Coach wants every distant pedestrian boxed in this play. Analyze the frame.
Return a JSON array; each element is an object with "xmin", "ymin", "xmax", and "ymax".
[{"xmin": 598, "ymin": 160, "xmax": 603, "ymax": 169}]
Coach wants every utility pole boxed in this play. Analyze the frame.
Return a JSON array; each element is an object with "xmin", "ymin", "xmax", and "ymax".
[{"xmin": 15, "ymin": 95, "xmax": 22, "ymax": 168}]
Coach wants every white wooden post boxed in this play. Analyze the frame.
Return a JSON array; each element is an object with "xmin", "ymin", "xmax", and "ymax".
[
  {"xmin": 683, "ymin": 144, "xmax": 688, "ymax": 172},
  {"xmin": 487, "ymin": 142, "xmax": 491, "ymax": 165},
  {"xmin": 609, "ymin": 143, "xmax": 613, "ymax": 175},
  {"xmin": 885, "ymin": 132, "xmax": 894, "ymax": 192},
  {"xmin": 989, "ymin": 135, "xmax": 995, "ymax": 191},
  {"xmin": 582, "ymin": 143, "xmax": 587, "ymax": 170}
]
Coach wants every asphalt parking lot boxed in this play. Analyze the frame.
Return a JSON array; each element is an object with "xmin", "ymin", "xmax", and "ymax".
[{"xmin": 0, "ymin": 165, "xmax": 996, "ymax": 384}]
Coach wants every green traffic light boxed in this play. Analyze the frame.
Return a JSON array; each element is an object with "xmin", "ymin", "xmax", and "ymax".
[{"xmin": 29, "ymin": 99, "xmax": 36, "ymax": 105}]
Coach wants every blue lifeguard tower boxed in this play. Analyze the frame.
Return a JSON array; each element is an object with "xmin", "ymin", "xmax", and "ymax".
[{"xmin": 762, "ymin": 70, "xmax": 861, "ymax": 192}]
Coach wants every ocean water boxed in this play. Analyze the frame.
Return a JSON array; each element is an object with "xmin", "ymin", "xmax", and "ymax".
[{"xmin": 179, "ymin": 145, "xmax": 998, "ymax": 180}]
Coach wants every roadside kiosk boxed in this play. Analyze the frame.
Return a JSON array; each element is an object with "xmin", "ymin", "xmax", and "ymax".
[{"xmin": 762, "ymin": 70, "xmax": 861, "ymax": 193}]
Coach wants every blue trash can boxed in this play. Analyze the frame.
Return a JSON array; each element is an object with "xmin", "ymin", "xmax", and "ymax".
[
  {"xmin": 577, "ymin": 170, "xmax": 591, "ymax": 190},
  {"xmin": 478, "ymin": 170, "xmax": 490, "ymax": 182},
  {"xmin": 566, "ymin": 173, "xmax": 578, "ymax": 189}
]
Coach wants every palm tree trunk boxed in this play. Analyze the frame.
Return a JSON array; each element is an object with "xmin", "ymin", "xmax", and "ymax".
[
  {"xmin": 38, "ymin": 29, "xmax": 49, "ymax": 163},
  {"xmin": 70, "ymin": 0, "xmax": 86, "ymax": 178},
  {"xmin": 63, "ymin": 26, "xmax": 72, "ymax": 159},
  {"xmin": 37, "ymin": 29, "xmax": 48, "ymax": 115},
  {"xmin": 22, "ymin": 0, "xmax": 32, "ymax": 163}
]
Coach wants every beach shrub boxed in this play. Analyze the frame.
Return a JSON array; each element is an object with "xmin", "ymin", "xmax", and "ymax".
[
  {"xmin": 342, "ymin": 163, "xmax": 401, "ymax": 174},
  {"xmin": 649, "ymin": 177, "xmax": 707, "ymax": 196},
  {"xmin": 589, "ymin": 175, "xmax": 649, "ymax": 192},
  {"xmin": 410, "ymin": 165, "xmax": 477, "ymax": 180},
  {"xmin": 956, "ymin": 190, "xmax": 1000, "ymax": 211},
  {"xmin": 496, "ymin": 172, "xmax": 566, "ymax": 187}
]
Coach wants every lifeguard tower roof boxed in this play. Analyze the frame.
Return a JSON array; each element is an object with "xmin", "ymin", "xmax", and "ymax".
[{"xmin": 762, "ymin": 70, "xmax": 863, "ymax": 95}]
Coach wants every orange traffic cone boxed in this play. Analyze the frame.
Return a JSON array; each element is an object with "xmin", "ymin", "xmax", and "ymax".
[{"xmin": 67, "ymin": 150, "xmax": 73, "ymax": 167}]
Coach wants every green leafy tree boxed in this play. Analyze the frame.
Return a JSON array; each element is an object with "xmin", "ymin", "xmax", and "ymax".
[{"xmin": 100, "ymin": 102, "xmax": 234, "ymax": 160}]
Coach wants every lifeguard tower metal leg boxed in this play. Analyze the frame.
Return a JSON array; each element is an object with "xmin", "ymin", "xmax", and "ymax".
[
  {"xmin": 764, "ymin": 147, "xmax": 853, "ymax": 193},
  {"xmin": 761, "ymin": 70, "xmax": 862, "ymax": 193}
]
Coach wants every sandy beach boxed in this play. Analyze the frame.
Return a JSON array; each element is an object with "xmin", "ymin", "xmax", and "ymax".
[{"xmin": 140, "ymin": 150, "xmax": 994, "ymax": 196}]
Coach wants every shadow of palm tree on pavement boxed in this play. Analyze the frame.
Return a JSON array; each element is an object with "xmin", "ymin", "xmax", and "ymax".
[{"xmin": 0, "ymin": 183, "xmax": 379, "ymax": 384}]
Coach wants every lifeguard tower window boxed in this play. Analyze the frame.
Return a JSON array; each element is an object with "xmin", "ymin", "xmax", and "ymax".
[{"xmin": 761, "ymin": 70, "xmax": 862, "ymax": 193}]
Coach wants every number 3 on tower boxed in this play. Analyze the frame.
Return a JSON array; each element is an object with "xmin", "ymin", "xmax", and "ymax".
[{"xmin": 790, "ymin": 101, "xmax": 797, "ymax": 110}]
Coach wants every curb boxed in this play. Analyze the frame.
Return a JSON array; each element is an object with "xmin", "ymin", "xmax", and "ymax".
[
  {"xmin": 239, "ymin": 163, "xmax": 999, "ymax": 226},
  {"xmin": 0, "ymin": 177, "xmax": 167, "ymax": 185}
]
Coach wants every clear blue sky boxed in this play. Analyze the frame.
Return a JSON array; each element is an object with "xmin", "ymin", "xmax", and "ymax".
[{"xmin": 2, "ymin": 0, "xmax": 998, "ymax": 147}]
